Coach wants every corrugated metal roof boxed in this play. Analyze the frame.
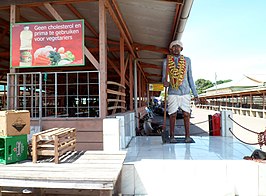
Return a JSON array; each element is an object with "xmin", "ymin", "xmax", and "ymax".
[{"xmin": 0, "ymin": 0, "xmax": 193, "ymax": 84}]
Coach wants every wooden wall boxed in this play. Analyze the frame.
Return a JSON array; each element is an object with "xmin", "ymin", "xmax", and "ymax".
[{"xmin": 31, "ymin": 118, "xmax": 103, "ymax": 151}]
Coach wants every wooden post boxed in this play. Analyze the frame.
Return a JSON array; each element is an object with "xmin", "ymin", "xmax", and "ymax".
[
  {"xmin": 99, "ymin": 0, "xmax": 108, "ymax": 118},
  {"xmin": 138, "ymin": 71, "xmax": 141, "ymax": 107},
  {"xmin": 53, "ymin": 135, "xmax": 59, "ymax": 164},
  {"xmin": 32, "ymin": 135, "xmax": 37, "ymax": 163},
  {"xmin": 129, "ymin": 55, "xmax": 133, "ymax": 111},
  {"xmin": 250, "ymin": 93, "xmax": 252, "ymax": 110},
  {"xmin": 9, "ymin": 4, "xmax": 17, "ymax": 110},
  {"xmin": 120, "ymin": 35, "xmax": 125, "ymax": 112},
  {"xmin": 263, "ymin": 92, "xmax": 265, "ymax": 110}
]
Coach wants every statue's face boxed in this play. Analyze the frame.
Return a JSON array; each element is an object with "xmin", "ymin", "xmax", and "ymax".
[{"xmin": 170, "ymin": 45, "xmax": 182, "ymax": 56}]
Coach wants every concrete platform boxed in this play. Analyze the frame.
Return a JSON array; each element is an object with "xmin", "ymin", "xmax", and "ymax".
[
  {"xmin": 118, "ymin": 108, "xmax": 266, "ymax": 195},
  {"xmin": 119, "ymin": 136, "xmax": 266, "ymax": 196}
]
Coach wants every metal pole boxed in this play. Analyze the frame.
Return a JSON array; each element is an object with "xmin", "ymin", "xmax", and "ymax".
[
  {"xmin": 39, "ymin": 73, "xmax": 42, "ymax": 130},
  {"xmin": 134, "ymin": 59, "xmax": 139, "ymax": 129},
  {"xmin": 147, "ymin": 84, "xmax": 150, "ymax": 107},
  {"xmin": 7, "ymin": 74, "xmax": 10, "ymax": 110},
  {"xmin": 14, "ymin": 74, "xmax": 17, "ymax": 110}
]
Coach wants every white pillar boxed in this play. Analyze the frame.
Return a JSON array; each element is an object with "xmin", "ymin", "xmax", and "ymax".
[
  {"xmin": 103, "ymin": 118, "xmax": 120, "ymax": 151},
  {"xmin": 221, "ymin": 110, "xmax": 233, "ymax": 137}
]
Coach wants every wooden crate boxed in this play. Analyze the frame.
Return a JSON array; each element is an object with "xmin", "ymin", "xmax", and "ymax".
[{"xmin": 32, "ymin": 128, "xmax": 76, "ymax": 164}]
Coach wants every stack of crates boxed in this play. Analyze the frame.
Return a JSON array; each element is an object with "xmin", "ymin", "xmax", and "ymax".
[{"xmin": 0, "ymin": 110, "xmax": 30, "ymax": 164}]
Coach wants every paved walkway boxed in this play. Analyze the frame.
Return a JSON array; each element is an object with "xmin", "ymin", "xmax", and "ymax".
[{"xmin": 152, "ymin": 107, "xmax": 266, "ymax": 151}]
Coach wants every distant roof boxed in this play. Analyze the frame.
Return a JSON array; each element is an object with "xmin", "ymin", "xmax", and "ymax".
[
  {"xmin": 244, "ymin": 74, "xmax": 266, "ymax": 83},
  {"xmin": 206, "ymin": 74, "xmax": 264, "ymax": 92}
]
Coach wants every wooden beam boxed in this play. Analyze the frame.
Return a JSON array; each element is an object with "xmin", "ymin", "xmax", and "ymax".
[
  {"xmin": 0, "ymin": 52, "xmax": 9, "ymax": 57},
  {"xmin": 44, "ymin": 2, "xmax": 99, "ymax": 70},
  {"xmin": 120, "ymin": 35, "xmax": 125, "ymax": 112},
  {"xmin": 86, "ymin": 36, "xmax": 120, "ymax": 45},
  {"xmin": 0, "ymin": 27, "xmax": 8, "ymax": 45},
  {"xmin": 129, "ymin": 54, "xmax": 133, "ymax": 111},
  {"xmin": 43, "ymin": 2, "xmax": 63, "ymax": 21},
  {"xmin": 4, "ymin": 7, "xmax": 29, "ymax": 22},
  {"xmin": 161, "ymin": 0, "xmax": 183, "ymax": 3},
  {"xmin": 105, "ymin": 1, "xmax": 148, "ymax": 84},
  {"xmin": 84, "ymin": 47, "xmax": 99, "ymax": 70},
  {"xmin": 149, "ymin": 79, "xmax": 161, "ymax": 83},
  {"xmin": 107, "ymin": 89, "xmax": 126, "ymax": 97},
  {"xmin": 107, "ymin": 99, "xmax": 126, "ymax": 103},
  {"xmin": 135, "ymin": 52, "xmax": 148, "ymax": 83},
  {"xmin": 31, "ymin": 6, "xmax": 54, "ymax": 20},
  {"xmin": 66, "ymin": 3, "xmax": 124, "ymax": 75},
  {"xmin": 0, "ymin": 0, "xmax": 98, "ymax": 7},
  {"xmin": 0, "ymin": 65, "xmax": 8, "ymax": 69},
  {"xmin": 124, "ymin": 54, "xmax": 129, "ymax": 75},
  {"xmin": 105, "ymin": 0, "xmax": 135, "ymax": 57},
  {"xmin": 99, "ymin": 0, "xmax": 107, "ymax": 117},
  {"xmin": 146, "ymin": 73, "xmax": 162, "ymax": 78},
  {"xmin": 66, "ymin": 3, "xmax": 98, "ymax": 37},
  {"xmin": 9, "ymin": 4, "xmax": 16, "ymax": 110},
  {"xmin": 120, "ymin": 36, "xmax": 125, "ymax": 85},
  {"xmin": 107, "ymin": 81, "xmax": 125, "ymax": 89},
  {"xmin": 50, "ymin": 0, "xmax": 99, "ymax": 5},
  {"xmin": 110, "ymin": 0, "xmax": 133, "ymax": 44},
  {"xmin": 0, "ymin": 17, "xmax": 11, "ymax": 27},
  {"xmin": 141, "ymin": 62, "xmax": 162, "ymax": 70},
  {"xmin": 133, "ymin": 43, "xmax": 169, "ymax": 54},
  {"xmin": 107, "ymin": 105, "xmax": 126, "ymax": 111},
  {"xmin": 138, "ymin": 70, "xmax": 141, "ymax": 107},
  {"xmin": 87, "ymin": 46, "xmax": 127, "ymax": 53},
  {"xmin": 107, "ymin": 58, "xmax": 129, "ymax": 87},
  {"xmin": 107, "ymin": 58, "xmax": 120, "ymax": 76}
]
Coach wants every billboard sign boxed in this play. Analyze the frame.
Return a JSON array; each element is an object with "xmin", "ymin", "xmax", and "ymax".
[
  {"xmin": 149, "ymin": 83, "xmax": 164, "ymax": 91},
  {"xmin": 11, "ymin": 20, "xmax": 84, "ymax": 68}
]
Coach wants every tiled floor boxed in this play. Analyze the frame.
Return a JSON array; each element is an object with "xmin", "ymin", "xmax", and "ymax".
[
  {"xmin": 119, "ymin": 136, "xmax": 265, "ymax": 196},
  {"xmin": 119, "ymin": 109, "xmax": 266, "ymax": 195},
  {"xmin": 124, "ymin": 136, "xmax": 256, "ymax": 162}
]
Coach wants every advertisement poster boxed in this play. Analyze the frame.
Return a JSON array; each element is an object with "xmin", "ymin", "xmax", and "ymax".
[
  {"xmin": 149, "ymin": 83, "xmax": 164, "ymax": 91},
  {"xmin": 11, "ymin": 20, "xmax": 84, "ymax": 68}
]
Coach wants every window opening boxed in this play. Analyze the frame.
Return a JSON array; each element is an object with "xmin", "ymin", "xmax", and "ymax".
[{"xmin": 7, "ymin": 71, "xmax": 100, "ymax": 118}]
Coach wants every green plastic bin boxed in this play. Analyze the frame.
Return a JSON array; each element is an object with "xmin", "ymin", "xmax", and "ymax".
[{"xmin": 0, "ymin": 134, "xmax": 28, "ymax": 164}]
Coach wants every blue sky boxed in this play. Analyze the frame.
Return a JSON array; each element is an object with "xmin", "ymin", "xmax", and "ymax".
[{"xmin": 182, "ymin": 0, "xmax": 266, "ymax": 83}]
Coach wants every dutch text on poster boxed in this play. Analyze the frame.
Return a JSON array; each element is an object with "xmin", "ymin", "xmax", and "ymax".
[{"xmin": 11, "ymin": 20, "xmax": 84, "ymax": 68}]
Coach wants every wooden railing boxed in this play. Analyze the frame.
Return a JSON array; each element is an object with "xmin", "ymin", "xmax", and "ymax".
[
  {"xmin": 197, "ymin": 104, "xmax": 266, "ymax": 119},
  {"xmin": 107, "ymin": 81, "xmax": 126, "ymax": 114}
]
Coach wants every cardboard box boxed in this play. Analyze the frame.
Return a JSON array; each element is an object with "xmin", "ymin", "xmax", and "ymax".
[{"xmin": 0, "ymin": 110, "xmax": 30, "ymax": 136}]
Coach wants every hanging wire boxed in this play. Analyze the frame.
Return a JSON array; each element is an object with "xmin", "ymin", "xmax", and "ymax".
[
  {"xmin": 191, "ymin": 119, "xmax": 210, "ymax": 125},
  {"xmin": 227, "ymin": 114, "xmax": 266, "ymax": 149},
  {"xmin": 228, "ymin": 128, "xmax": 260, "ymax": 146},
  {"xmin": 228, "ymin": 114, "xmax": 258, "ymax": 134}
]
